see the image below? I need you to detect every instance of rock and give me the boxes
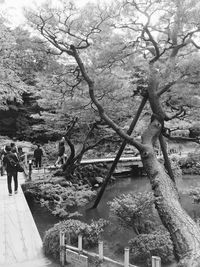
[60,180,72,187]
[95,176,104,183]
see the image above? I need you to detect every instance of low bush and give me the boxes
[188,187,200,203]
[129,229,174,266]
[27,182,96,218]
[43,219,108,260]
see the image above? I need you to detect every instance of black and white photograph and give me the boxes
[1,0,200,266]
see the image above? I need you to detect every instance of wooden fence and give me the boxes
[59,232,161,267]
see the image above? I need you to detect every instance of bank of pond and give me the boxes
[23,173,200,267]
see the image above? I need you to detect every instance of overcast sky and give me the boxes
[0,0,102,27]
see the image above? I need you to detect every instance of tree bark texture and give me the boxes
[141,119,200,267]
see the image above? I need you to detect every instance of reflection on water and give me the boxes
[30,175,200,267]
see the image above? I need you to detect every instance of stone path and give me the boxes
[0,173,53,267]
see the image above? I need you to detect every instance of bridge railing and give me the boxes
[59,231,161,267]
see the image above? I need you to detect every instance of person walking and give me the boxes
[3,145,19,196]
[33,144,43,168]
[55,137,65,166]
[0,145,7,176]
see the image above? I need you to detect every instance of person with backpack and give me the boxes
[3,145,19,196]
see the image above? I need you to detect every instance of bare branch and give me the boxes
[70,45,144,151]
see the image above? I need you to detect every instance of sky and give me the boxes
[0,0,101,27]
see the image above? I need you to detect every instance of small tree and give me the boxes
[109,192,155,235]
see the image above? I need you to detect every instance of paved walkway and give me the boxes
[0,173,53,267]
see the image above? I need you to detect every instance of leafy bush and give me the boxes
[43,219,108,260]
[28,182,96,218]
[179,153,200,168]
[108,192,155,234]
[188,187,200,203]
[178,153,200,174]
[129,229,174,266]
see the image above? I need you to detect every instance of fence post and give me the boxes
[60,231,65,267]
[66,232,71,245]
[25,153,28,166]
[28,159,32,180]
[98,240,104,261]
[152,256,161,267]
[124,247,129,267]
[78,234,82,252]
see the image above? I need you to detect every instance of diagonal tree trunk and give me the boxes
[91,96,147,208]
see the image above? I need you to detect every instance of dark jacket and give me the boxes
[3,152,19,172]
[34,148,43,159]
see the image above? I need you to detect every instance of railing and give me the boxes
[59,231,161,267]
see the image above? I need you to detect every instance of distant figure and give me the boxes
[3,145,19,196]
[10,142,18,155]
[55,137,65,166]
[18,146,25,162]
[34,145,43,168]
[0,145,7,176]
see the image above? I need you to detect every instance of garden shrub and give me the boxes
[108,192,156,234]
[188,187,200,203]
[27,182,96,218]
[129,229,174,266]
[43,219,108,260]
[176,153,200,174]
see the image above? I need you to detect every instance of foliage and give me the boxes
[129,229,174,266]
[189,123,200,138]
[0,21,27,109]
[188,188,200,203]
[178,153,200,174]
[42,142,58,162]
[73,163,108,186]
[43,218,108,260]
[169,157,183,180]
[30,182,96,218]
[108,192,155,235]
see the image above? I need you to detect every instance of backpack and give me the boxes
[7,154,18,168]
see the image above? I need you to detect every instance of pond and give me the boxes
[29,174,200,267]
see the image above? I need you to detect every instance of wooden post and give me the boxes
[152,256,161,267]
[60,231,65,267]
[124,247,129,267]
[78,234,82,252]
[25,153,28,166]
[66,232,71,245]
[98,240,104,261]
[28,159,32,180]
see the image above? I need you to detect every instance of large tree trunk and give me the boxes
[141,118,200,267]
